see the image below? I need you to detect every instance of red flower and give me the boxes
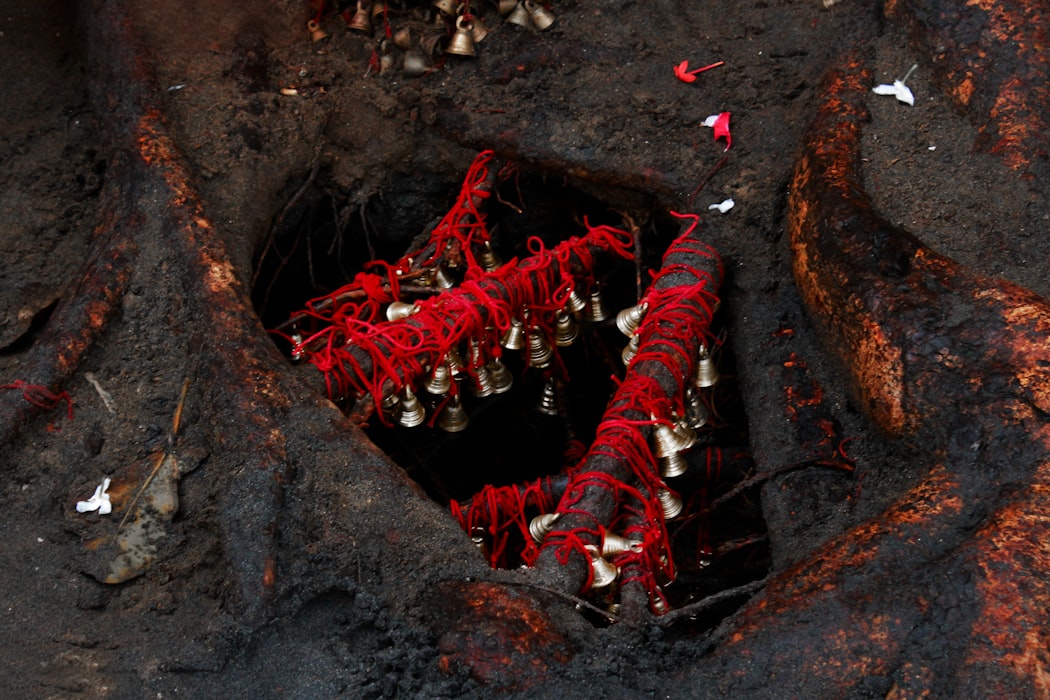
[673,60,725,84]
[702,112,732,152]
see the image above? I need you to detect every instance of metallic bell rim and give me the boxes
[432,0,459,16]
[471,364,494,398]
[348,1,374,33]
[307,19,329,42]
[436,395,470,432]
[445,345,467,375]
[528,513,560,543]
[386,300,419,321]
[524,0,555,30]
[553,311,579,347]
[371,0,389,19]
[505,1,533,28]
[393,27,414,51]
[500,317,527,350]
[601,531,644,558]
[621,333,641,366]
[651,421,694,458]
[420,34,449,58]
[656,488,684,520]
[584,545,620,589]
[585,286,611,323]
[527,330,554,369]
[659,451,689,479]
[424,363,453,395]
[565,287,587,314]
[486,357,514,394]
[465,13,490,43]
[615,301,648,338]
[402,49,430,78]
[397,386,427,428]
[479,240,501,272]
[695,353,720,388]
[536,378,558,416]
[672,417,698,450]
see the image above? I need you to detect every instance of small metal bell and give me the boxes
[506,1,533,28]
[386,300,419,321]
[529,513,560,542]
[565,287,587,314]
[616,301,648,337]
[553,312,579,347]
[659,451,689,479]
[307,19,329,42]
[437,395,470,432]
[584,545,620,589]
[380,391,401,421]
[656,488,684,520]
[397,386,427,427]
[464,12,490,42]
[393,26,414,50]
[651,590,671,615]
[652,421,694,458]
[584,285,611,323]
[601,531,644,557]
[290,332,305,362]
[420,34,448,58]
[672,417,698,450]
[479,241,501,272]
[348,1,374,33]
[429,265,456,289]
[695,345,720,388]
[371,0,388,20]
[685,387,709,429]
[525,0,555,29]
[494,0,517,15]
[403,50,430,78]
[432,0,459,16]
[470,526,489,558]
[527,329,554,368]
[486,356,513,394]
[424,363,453,395]
[445,345,467,376]
[471,363,494,397]
[621,334,641,366]
[536,377,558,416]
[500,317,527,350]
[446,16,476,56]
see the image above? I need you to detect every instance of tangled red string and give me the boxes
[1,381,74,420]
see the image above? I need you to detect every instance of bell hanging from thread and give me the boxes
[380,391,401,422]
[600,531,644,558]
[528,513,560,543]
[506,1,533,28]
[525,0,555,29]
[536,377,559,415]
[432,0,459,15]
[494,0,517,15]
[501,317,527,350]
[528,329,554,368]
[685,386,709,429]
[584,545,620,589]
[371,0,388,20]
[307,19,329,42]
[486,356,514,394]
[393,26,414,50]
[424,363,452,396]
[437,395,470,432]
[471,363,494,397]
[659,451,689,479]
[479,240,501,272]
[650,590,671,615]
[467,13,490,42]
[347,1,374,33]
[429,265,456,289]
[446,16,477,56]
[403,49,429,78]
[397,386,427,427]
[565,286,587,314]
[386,300,419,322]
[621,333,641,366]
[445,345,467,376]
[672,417,698,450]
[656,488,684,520]
[420,33,448,58]
[470,526,489,559]
[553,312,579,347]
[651,421,694,458]
[616,301,648,337]
[585,285,611,323]
[695,345,720,388]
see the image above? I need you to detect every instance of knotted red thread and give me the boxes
[1,381,74,421]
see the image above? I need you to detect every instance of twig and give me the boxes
[688,154,730,206]
[501,580,619,624]
[656,575,769,626]
[84,372,116,414]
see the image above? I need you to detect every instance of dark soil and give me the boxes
[0,0,1044,697]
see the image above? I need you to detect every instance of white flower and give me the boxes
[76,477,112,515]
[701,114,720,128]
[709,198,735,214]
[872,80,914,106]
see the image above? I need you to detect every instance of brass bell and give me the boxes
[386,300,419,321]
[565,286,587,314]
[432,0,459,16]
[656,488,684,520]
[347,1,373,33]
[393,27,414,51]
[554,312,579,347]
[659,451,688,479]
[403,50,430,78]
[500,317,527,350]
[529,513,560,542]
[486,356,514,394]
[380,391,401,421]
[525,0,555,29]
[437,395,470,432]
[494,0,517,15]
[616,301,648,337]
[371,0,388,20]
[672,417,698,450]
[536,377,558,416]
[601,531,644,558]
[379,50,396,75]
[584,285,611,323]
[651,590,670,615]
[527,329,554,368]
[307,19,329,42]
[424,363,452,395]
[470,526,489,558]
[445,345,467,376]
[397,386,427,427]
[467,13,490,42]
[506,1,533,28]
[479,240,501,272]
[695,345,720,388]
[584,545,620,589]
[446,16,477,57]
[685,387,709,429]
[429,265,456,289]
[621,333,641,366]
[420,33,448,58]
[652,421,694,458]
[471,363,494,397]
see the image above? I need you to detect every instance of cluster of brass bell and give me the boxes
[504,0,556,31]
[651,415,697,479]
[381,385,427,428]
[584,544,619,590]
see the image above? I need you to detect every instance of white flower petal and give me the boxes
[893,80,915,106]
[872,83,898,95]
[709,198,735,214]
[701,114,719,128]
[75,478,113,515]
